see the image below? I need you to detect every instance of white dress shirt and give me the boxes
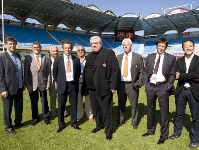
[34,53,41,64]
[184,53,194,88]
[150,52,166,83]
[121,51,132,81]
[63,54,74,81]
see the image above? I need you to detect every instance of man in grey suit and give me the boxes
[0,36,27,134]
[24,42,51,126]
[142,38,176,144]
[117,38,144,129]
[47,46,59,120]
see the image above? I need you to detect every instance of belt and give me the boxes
[122,81,132,84]
[150,81,166,86]
[66,81,74,84]
[183,87,190,90]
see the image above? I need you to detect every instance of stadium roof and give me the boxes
[1,0,199,35]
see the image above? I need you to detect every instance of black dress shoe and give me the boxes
[157,137,167,144]
[44,119,51,125]
[6,129,16,134]
[117,122,123,127]
[71,125,81,130]
[189,142,199,148]
[106,134,112,140]
[168,134,180,140]
[57,126,65,133]
[91,127,104,133]
[14,123,28,128]
[32,119,40,126]
[142,132,154,137]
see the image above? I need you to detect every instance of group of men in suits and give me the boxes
[0,36,199,147]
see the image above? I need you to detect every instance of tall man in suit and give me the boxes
[47,46,59,120]
[53,40,81,133]
[82,36,119,140]
[142,38,176,144]
[24,42,51,126]
[76,45,93,122]
[117,38,144,129]
[169,40,199,148]
[0,36,27,134]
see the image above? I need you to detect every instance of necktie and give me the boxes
[35,55,40,69]
[66,56,72,73]
[154,55,161,74]
[123,54,128,77]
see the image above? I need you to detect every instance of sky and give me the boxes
[71,0,197,18]
[2,0,199,35]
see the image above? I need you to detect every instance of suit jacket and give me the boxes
[53,55,81,94]
[0,51,23,95]
[82,48,119,97]
[117,51,144,89]
[24,53,51,91]
[144,53,176,93]
[175,55,199,101]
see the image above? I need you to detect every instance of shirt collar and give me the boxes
[185,53,194,61]
[124,50,132,56]
[7,50,15,56]
[34,53,41,58]
[156,52,165,57]
[64,54,72,59]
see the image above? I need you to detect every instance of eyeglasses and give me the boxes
[77,49,84,52]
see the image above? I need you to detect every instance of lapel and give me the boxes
[5,51,16,69]
[150,53,156,70]
[31,53,37,69]
[118,54,124,69]
[61,55,66,72]
[131,52,136,70]
[180,56,186,73]
[188,55,197,72]
[72,55,75,73]
[93,49,104,72]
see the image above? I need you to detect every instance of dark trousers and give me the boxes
[89,90,113,135]
[117,81,139,125]
[146,83,170,139]
[2,88,23,130]
[29,88,50,120]
[174,89,199,143]
[58,82,78,127]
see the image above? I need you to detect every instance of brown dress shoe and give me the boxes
[88,118,94,122]
[133,124,138,129]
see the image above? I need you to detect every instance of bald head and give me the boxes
[50,46,58,59]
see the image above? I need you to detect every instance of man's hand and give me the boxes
[176,72,180,79]
[110,89,116,94]
[27,86,32,92]
[1,91,8,97]
[46,85,50,90]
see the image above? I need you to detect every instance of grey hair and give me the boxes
[90,36,102,45]
[50,45,58,51]
[122,38,132,45]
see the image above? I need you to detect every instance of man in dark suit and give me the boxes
[0,36,27,134]
[142,38,176,144]
[53,40,81,133]
[169,40,199,148]
[117,38,143,129]
[24,42,51,126]
[82,36,119,140]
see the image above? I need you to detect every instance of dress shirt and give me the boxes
[184,53,194,88]
[51,57,55,79]
[63,54,74,81]
[79,57,86,84]
[150,52,166,83]
[121,51,132,81]
[7,50,23,88]
[34,53,42,64]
